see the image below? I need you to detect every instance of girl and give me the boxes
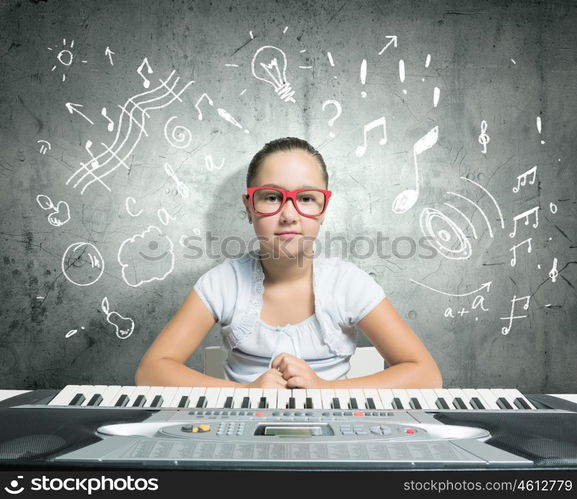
[135,137,442,389]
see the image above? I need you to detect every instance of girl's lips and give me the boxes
[276,232,301,239]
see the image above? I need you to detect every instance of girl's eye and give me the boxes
[264,195,281,202]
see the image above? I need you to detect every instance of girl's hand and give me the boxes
[271,352,327,389]
[247,368,289,389]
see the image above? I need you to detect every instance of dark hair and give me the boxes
[246,137,329,189]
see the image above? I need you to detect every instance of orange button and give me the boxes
[405,428,416,435]
[353,411,365,417]
[254,411,265,417]
[198,424,211,432]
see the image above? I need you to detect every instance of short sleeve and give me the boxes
[193,260,237,324]
[341,263,387,326]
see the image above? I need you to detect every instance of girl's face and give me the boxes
[242,149,327,260]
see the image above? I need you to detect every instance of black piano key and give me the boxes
[470,397,486,410]
[496,397,513,410]
[331,397,341,409]
[409,397,422,410]
[151,395,163,408]
[241,397,251,408]
[258,397,268,409]
[435,398,450,410]
[349,398,359,409]
[305,397,314,409]
[224,396,233,409]
[366,398,376,409]
[87,394,103,406]
[178,396,190,408]
[288,397,296,409]
[514,397,531,409]
[392,397,404,409]
[196,396,207,408]
[132,395,146,407]
[114,394,129,407]
[69,393,85,406]
[453,397,467,410]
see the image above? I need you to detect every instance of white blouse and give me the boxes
[193,249,386,383]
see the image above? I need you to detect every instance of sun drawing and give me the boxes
[47,38,87,82]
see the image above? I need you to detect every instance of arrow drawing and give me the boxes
[65,102,94,125]
[378,35,398,55]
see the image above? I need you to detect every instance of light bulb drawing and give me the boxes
[48,38,87,82]
[251,45,296,103]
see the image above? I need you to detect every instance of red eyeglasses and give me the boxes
[246,187,332,218]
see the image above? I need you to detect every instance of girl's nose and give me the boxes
[280,197,299,219]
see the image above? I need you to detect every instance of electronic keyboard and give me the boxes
[1,386,576,470]
[40,385,544,411]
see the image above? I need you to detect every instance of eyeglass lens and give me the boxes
[253,189,326,216]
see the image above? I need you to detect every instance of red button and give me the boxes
[353,411,365,417]
[254,411,265,417]
[405,428,416,434]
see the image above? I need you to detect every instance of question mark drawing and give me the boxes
[322,100,342,138]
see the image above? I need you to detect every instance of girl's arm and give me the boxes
[325,298,442,389]
[134,290,242,387]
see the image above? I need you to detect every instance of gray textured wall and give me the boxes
[0,0,576,392]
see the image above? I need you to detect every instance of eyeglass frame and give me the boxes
[245,186,332,218]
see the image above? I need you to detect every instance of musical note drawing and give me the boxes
[66,70,193,195]
[512,166,537,193]
[478,120,490,154]
[355,116,387,157]
[164,162,189,198]
[360,58,367,98]
[137,57,153,88]
[392,125,439,214]
[101,107,114,132]
[509,206,539,238]
[195,93,214,120]
[101,297,135,340]
[549,257,559,283]
[510,237,532,267]
[500,295,530,335]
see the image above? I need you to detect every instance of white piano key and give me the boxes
[433,388,455,409]
[491,388,519,410]
[154,386,178,407]
[305,389,323,409]
[166,387,193,408]
[347,389,366,409]
[129,386,152,407]
[363,389,384,409]
[290,389,307,409]
[320,388,336,409]
[333,389,350,410]
[79,385,108,406]
[99,385,123,407]
[448,388,472,409]
[416,389,438,410]
[262,388,279,408]
[48,385,84,406]
[503,388,536,409]
[248,388,264,408]
[203,387,221,408]
[475,388,501,410]
[276,389,292,409]
[462,388,486,409]
[405,389,426,410]
[392,389,412,410]
[232,388,249,408]
[376,389,395,409]
[215,387,235,408]
[141,386,168,408]
[110,385,138,407]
